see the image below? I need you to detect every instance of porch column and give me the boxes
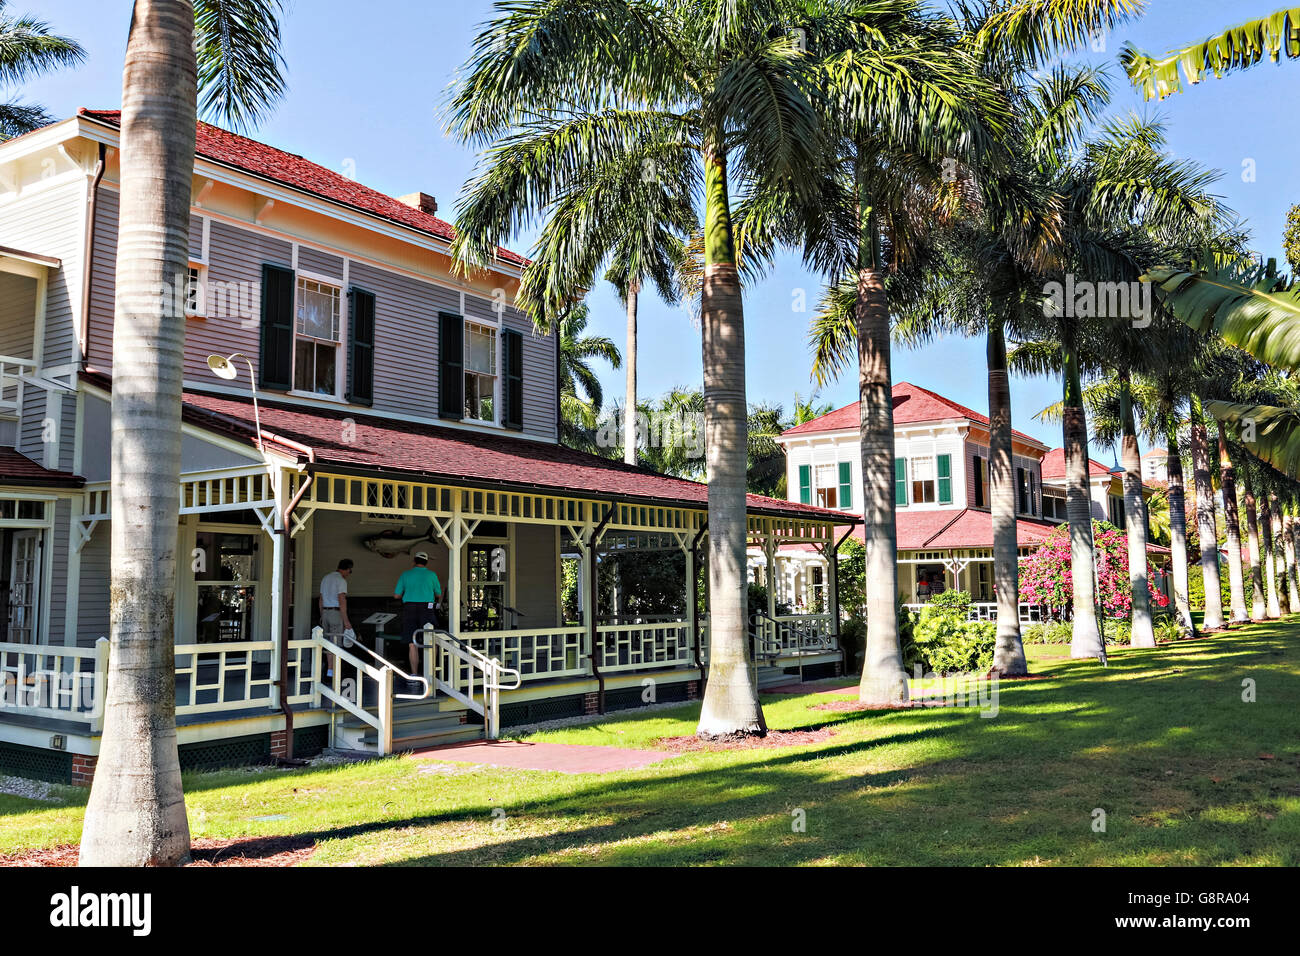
[269,469,287,710]
[826,545,840,624]
[764,533,777,619]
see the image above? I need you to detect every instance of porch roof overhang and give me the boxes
[78,370,856,537]
[0,447,83,489]
[0,244,61,271]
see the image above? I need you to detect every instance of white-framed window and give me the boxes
[464,321,497,422]
[294,277,341,395]
[911,456,936,504]
[814,463,838,509]
[185,262,208,318]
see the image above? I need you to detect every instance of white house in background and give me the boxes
[757,383,1171,620]
[1141,447,1169,483]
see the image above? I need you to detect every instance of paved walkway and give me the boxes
[765,679,858,695]
[408,740,676,774]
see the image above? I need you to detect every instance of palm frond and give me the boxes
[194,0,288,132]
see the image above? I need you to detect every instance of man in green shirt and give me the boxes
[395,551,442,677]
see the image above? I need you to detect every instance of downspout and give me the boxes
[587,505,616,713]
[79,144,107,369]
[268,434,315,762]
[690,522,708,681]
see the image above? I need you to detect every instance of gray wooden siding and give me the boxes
[0,272,36,359]
[0,177,83,369]
[76,526,110,648]
[85,201,558,441]
[297,246,344,280]
[502,302,557,440]
[966,442,1044,517]
[45,499,71,644]
[350,260,454,418]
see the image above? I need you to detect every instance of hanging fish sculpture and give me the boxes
[362,521,436,559]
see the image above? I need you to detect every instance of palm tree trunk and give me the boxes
[1062,327,1102,658]
[623,278,639,466]
[987,320,1026,675]
[1165,409,1195,635]
[1189,398,1224,629]
[1242,469,1266,620]
[1270,495,1290,614]
[1285,502,1300,612]
[79,0,194,867]
[1119,371,1154,647]
[1216,421,1247,623]
[695,140,765,738]
[855,196,907,705]
[1259,496,1280,619]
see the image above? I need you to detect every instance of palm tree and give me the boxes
[0,1,83,140]
[80,0,287,868]
[1187,394,1226,629]
[1123,9,1300,100]
[556,302,622,453]
[447,0,831,738]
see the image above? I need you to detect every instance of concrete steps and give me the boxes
[335,696,483,753]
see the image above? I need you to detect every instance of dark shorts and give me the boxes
[402,603,439,642]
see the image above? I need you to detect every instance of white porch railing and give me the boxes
[0,355,36,413]
[750,613,838,658]
[418,626,521,739]
[597,620,692,673]
[0,639,107,728]
[174,639,321,716]
[902,602,1044,623]
[456,626,586,682]
[311,627,395,754]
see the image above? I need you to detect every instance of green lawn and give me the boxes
[4,620,1299,866]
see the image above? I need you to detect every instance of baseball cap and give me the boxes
[414,551,429,561]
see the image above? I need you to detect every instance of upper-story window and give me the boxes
[972,454,988,508]
[464,322,497,422]
[185,262,207,318]
[1044,490,1066,520]
[1109,493,1125,526]
[896,454,952,506]
[294,278,341,395]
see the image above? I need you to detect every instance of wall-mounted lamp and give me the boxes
[207,352,264,454]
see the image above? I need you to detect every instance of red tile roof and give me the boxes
[837,508,1169,554]
[884,508,1060,550]
[0,447,83,488]
[1039,447,1118,481]
[77,371,854,524]
[782,382,1044,446]
[77,109,529,268]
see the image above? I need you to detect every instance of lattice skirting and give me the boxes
[0,741,73,784]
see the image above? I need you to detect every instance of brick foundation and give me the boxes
[71,754,97,787]
[583,692,600,715]
[685,680,700,700]
[458,712,468,725]
[834,660,843,677]
[270,730,288,759]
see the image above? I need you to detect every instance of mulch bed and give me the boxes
[0,835,317,867]
[653,728,835,752]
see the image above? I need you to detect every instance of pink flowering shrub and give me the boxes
[1019,520,1168,618]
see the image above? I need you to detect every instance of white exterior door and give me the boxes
[8,530,40,644]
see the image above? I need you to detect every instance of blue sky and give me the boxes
[17,1,1299,462]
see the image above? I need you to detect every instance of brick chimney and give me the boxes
[397,191,438,216]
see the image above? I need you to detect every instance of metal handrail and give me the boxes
[414,625,521,738]
[346,634,430,701]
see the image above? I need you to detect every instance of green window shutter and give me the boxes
[258,263,294,390]
[346,287,375,406]
[838,461,852,509]
[798,465,811,505]
[938,454,952,504]
[502,328,524,430]
[438,312,464,419]
[895,457,907,505]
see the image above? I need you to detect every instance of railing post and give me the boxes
[423,623,436,695]
[377,666,394,756]
[310,626,323,709]
[91,637,109,733]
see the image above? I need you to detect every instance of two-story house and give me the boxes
[0,110,851,783]
[767,383,1169,619]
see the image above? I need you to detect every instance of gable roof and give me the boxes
[77,109,528,268]
[782,382,1044,446]
[79,370,854,524]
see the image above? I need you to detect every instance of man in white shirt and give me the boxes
[319,558,354,679]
